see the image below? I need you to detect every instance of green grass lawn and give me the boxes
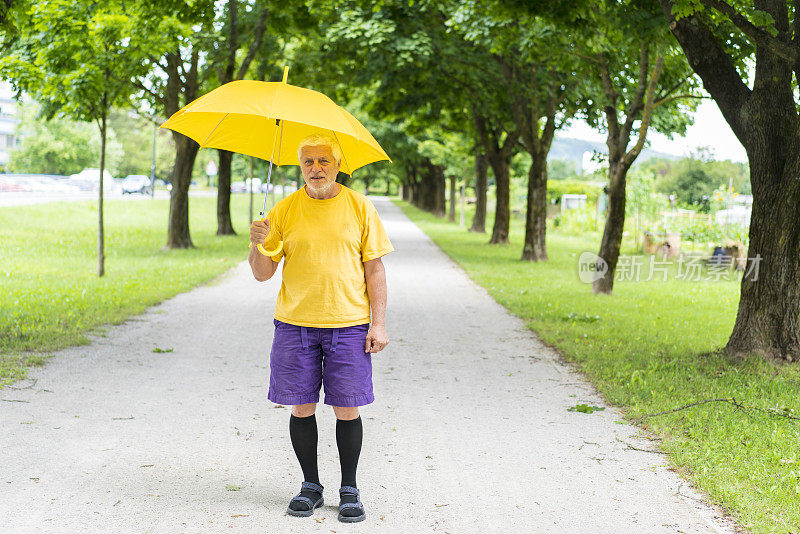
[395,198,800,534]
[0,193,263,385]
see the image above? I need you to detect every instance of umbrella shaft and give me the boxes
[260,119,285,218]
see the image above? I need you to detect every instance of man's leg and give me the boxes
[332,406,363,518]
[321,323,371,522]
[288,403,321,512]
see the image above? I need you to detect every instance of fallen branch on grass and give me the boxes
[615,437,670,454]
[636,397,800,423]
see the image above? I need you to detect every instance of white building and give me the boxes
[0,81,21,166]
[561,193,587,212]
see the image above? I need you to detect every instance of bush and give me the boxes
[547,180,601,205]
[553,203,599,234]
[644,216,749,249]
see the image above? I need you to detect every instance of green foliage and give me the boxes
[552,203,599,235]
[312,0,513,186]
[547,159,580,181]
[7,101,123,175]
[7,102,178,179]
[418,129,473,181]
[666,0,757,80]
[568,403,606,414]
[625,168,669,222]
[547,180,601,205]
[563,1,702,141]
[641,155,751,209]
[0,0,174,125]
[108,108,175,179]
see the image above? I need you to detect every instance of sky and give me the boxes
[560,99,748,163]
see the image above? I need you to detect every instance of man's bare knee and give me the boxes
[292,403,317,417]
[332,406,360,420]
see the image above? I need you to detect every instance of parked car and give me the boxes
[230,181,247,193]
[67,168,114,191]
[122,175,153,195]
[246,177,262,192]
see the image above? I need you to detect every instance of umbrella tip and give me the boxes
[282,66,289,83]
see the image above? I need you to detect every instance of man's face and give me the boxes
[299,145,340,194]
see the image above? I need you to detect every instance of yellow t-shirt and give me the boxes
[263,184,394,327]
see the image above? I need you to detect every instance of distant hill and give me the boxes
[550,136,679,172]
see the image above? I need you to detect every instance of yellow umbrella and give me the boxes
[159,67,391,256]
[159,68,390,175]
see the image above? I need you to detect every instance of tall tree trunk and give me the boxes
[470,150,487,233]
[415,163,430,210]
[592,162,628,294]
[216,149,235,235]
[97,108,106,277]
[488,155,511,243]
[434,165,446,217]
[521,153,548,261]
[592,46,663,293]
[214,0,268,233]
[448,175,456,222]
[167,133,199,248]
[725,145,800,360]
[474,113,518,244]
[402,168,413,201]
[417,159,445,216]
[661,0,800,360]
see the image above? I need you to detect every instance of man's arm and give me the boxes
[249,219,279,281]
[364,257,389,353]
[248,245,279,281]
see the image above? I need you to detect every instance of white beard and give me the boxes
[307,180,335,194]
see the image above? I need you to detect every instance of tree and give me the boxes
[474,110,519,243]
[205,0,275,235]
[469,134,489,233]
[1,0,171,275]
[8,101,123,175]
[133,0,216,249]
[659,0,800,361]
[107,108,175,180]
[573,2,700,294]
[313,1,516,228]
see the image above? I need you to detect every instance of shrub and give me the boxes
[553,203,599,234]
[547,180,601,205]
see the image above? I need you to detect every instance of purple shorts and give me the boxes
[268,319,374,407]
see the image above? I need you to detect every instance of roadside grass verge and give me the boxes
[1,194,260,386]
[394,198,800,533]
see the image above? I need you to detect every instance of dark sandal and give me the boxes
[286,481,324,517]
[337,485,366,523]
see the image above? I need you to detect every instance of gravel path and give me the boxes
[0,197,741,533]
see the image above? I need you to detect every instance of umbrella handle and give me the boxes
[249,216,284,257]
[248,240,284,257]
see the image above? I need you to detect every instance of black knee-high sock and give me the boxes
[289,414,320,485]
[336,416,362,488]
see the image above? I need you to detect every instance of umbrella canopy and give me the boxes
[159,79,390,175]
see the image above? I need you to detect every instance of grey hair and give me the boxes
[297,134,342,165]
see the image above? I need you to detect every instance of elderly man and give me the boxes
[248,134,393,523]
